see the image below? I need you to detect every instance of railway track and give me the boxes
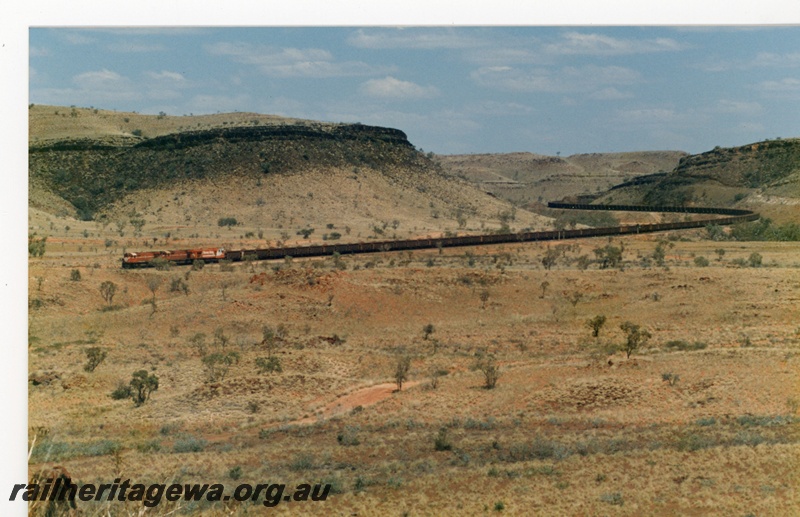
[122,203,759,268]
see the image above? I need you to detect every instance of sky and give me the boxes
[28,26,800,156]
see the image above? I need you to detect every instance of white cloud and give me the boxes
[347,28,482,49]
[29,46,49,57]
[756,77,800,92]
[107,42,166,53]
[465,100,535,116]
[614,107,705,128]
[146,70,187,83]
[62,32,95,45]
[360,76,439,100]
[696,52,800,72]
[544,32,685,56]
[713,99,763,115]
[588,87,634,100]
[206,41,387,78]
[73,69,130,90]
[471,65,640,93]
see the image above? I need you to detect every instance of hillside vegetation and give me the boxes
[29,105,549,245]
[596,138,800,224]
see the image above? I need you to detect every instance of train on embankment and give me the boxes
[121,203,759,269]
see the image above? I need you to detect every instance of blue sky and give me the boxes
[29,26,800,155]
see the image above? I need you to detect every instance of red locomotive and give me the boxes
[122,247,225,268]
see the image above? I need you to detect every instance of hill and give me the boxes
[595,138,800,223]
[28,105,549,247]
[436,150,687,207]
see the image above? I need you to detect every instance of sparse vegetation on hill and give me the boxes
[596,138,800,215]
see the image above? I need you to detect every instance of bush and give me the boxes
[434,427,452,451]
[748,252,763,267]
[173,436,207,453]
[99,281,117,305]
[394,356,412,391]
[693,256,710,267]
[83,347,107,372]
[664,340,707,351]
[337,426,361,446]
[151,257,171,271]
[587,315,607,338]
[28,233,47,257]
[255,356,282,374]
[477,355,501,389]
[130,370,159,406]
[170,277,190,295]
[620,321,651,358]
[661,372,680,386]
[70,269,81,281]
[110,381,132,400]
[218,217,238,228]
[229,466,243,480]
[202,352,239,382]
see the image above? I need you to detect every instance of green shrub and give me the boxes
[434,427,452,451]
[218,217,238,228]
[693,256,710,267]
[83,347,107,372]
[255,356,282,374]
[130,370,159,406]
[110,381,132,400]
[664,340,707,351]
[173,436,207,453]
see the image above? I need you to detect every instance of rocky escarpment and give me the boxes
[592,138,800,208]
[29,122,427,220]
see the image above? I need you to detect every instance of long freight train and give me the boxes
[121,203,759,269]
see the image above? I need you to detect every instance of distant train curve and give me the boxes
[121,203,759,268]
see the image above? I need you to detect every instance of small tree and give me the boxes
[477,355,501,389]
[748,252,762,268]
[255,356,282,374]
[147,276,162,313]
[262,325,281,357]
[130,370,159,406]
[541,248,559,270]
[587,315,607,338]
[28,233,47,257]
[652,243,666,266]
[422,323,435,341]
[434,427,453,451]
[213,327,229,348]
[619,321,651,358]
[479,289,490,309]
[99,281,117,305]
[202,352,240,382]
[83,347,107,372]
[189,332,207,357]
[594,244,623,269]
[70,269,81,282]
[539,280,550,298]
[394,355,412,391]
[714,248,726,261]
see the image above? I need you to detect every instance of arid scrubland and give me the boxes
[27,106,800,515]
[28,223,800,515]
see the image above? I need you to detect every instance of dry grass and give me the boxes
[27,215,800,515]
